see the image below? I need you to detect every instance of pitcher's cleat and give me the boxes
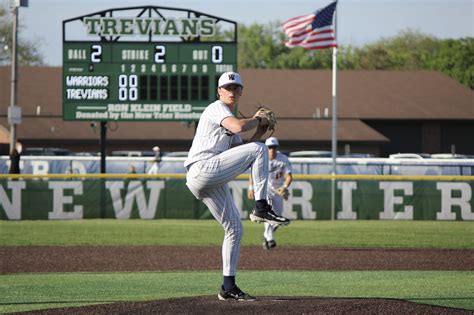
[250,205,290,226]
[218,285,256,301]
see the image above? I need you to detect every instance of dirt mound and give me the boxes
[22,297,471,314]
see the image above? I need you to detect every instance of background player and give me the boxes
[147,146,161,175]
[184,72,290,301]
[248,137,293,250]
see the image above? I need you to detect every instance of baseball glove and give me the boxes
[277,186,289,200]
[253,106,277,133]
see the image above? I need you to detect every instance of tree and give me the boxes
[238,22,281,68]
[0,4,44,66]
[343,30,439,70]
[237,22,333,69]
[237,23,472,89]
[342,30,473,88]
[424,38,474,89]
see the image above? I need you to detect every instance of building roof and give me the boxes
[238,69,474,120]
[0,66,472,143]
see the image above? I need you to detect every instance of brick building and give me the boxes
[0,67,473,156]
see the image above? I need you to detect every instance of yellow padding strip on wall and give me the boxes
[0,173,472,181]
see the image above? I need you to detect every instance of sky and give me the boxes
[2,0,473,66]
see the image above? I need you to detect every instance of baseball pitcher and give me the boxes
[184,72,290,301]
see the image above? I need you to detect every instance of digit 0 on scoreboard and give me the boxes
[62,6,237,121]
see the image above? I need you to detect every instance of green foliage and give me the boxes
[237,22,333,69]
[1,220,473,248]
[348,30,439,70]
[238,22,282,68]
[339,30,473,88]
[237,23,473,88]
[1,271,472,312]
[424,37,474,88]
[0,3,44,65]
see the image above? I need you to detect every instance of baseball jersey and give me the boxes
[268,152,292,193]
[184,100,242,169]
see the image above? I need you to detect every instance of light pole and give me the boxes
[8,0,28,153]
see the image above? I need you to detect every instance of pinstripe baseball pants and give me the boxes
[186,142,268,276]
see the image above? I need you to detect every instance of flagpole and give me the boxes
[282,1,339,220]
[330,1,338,221]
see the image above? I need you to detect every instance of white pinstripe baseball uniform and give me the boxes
[185,72,288,300]
[184,100,270,277]
[264,151,292,242]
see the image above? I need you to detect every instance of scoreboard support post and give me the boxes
[100,121,107,217]
[99,121,107,174]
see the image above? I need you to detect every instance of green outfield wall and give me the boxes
[0,174,473,220]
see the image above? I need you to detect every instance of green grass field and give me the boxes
[1,219,473,248]
[1,220,473,313]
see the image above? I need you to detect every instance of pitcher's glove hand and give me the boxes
[253,106,277,133]
[277,186,289,200]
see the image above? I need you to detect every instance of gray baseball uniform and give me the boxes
[264,151,292,241]
[185,100,269,276]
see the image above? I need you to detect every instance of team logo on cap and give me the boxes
[228,74,235,80]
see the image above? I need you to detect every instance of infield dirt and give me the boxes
[3,246,473,314]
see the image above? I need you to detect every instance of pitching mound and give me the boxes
[23,296,470,314]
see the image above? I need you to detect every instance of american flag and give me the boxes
[283,1,338,50]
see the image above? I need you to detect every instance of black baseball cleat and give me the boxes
[218,285,256,301]
[250,205,290,226]
[263,238,277,250]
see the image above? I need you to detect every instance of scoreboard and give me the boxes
[62,7,237,121]
[63,42,237,121]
